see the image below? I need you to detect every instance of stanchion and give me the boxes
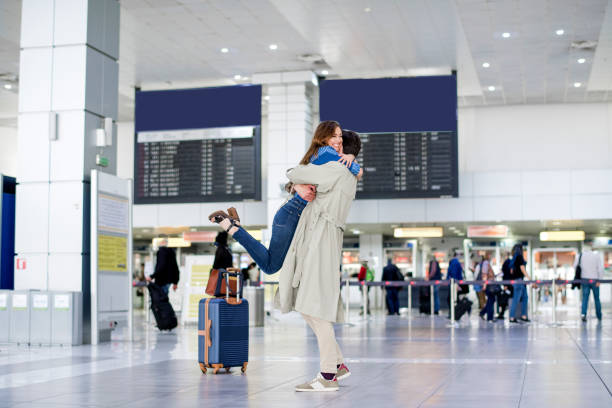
[430,284,434,316]
[529,284,535,319]
[362,282,368,317]
[408,283,412,317]
[450,278,456,322]
[552,279,557,325]
[344,278,350,323]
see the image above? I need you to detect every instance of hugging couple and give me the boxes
[209,120,363,392]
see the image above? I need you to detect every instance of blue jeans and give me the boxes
[161,284,171,295]
[581,282,602,319]
[510,282,528,319]
[433,286,440,312]
[232,197,307,275]
[386,288,400,314]
[480,291,496,320]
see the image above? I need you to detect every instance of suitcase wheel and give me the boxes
[212,364,223,374]
[241,362,248,373]
[199,363,207,374]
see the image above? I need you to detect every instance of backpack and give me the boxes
[366,268,374,282]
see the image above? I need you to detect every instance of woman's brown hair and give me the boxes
[299,120,340,165]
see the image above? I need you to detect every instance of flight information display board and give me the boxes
[134,126,261,204]
[356,131,457,199]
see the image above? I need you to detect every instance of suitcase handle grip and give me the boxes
[222,269,242,302]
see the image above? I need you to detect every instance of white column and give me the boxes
[359,234,384,280]
[15,0,119,295]
[252,71,317,243]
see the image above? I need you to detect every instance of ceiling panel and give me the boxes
[0,0,611,123]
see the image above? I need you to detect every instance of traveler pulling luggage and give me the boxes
[147,282,178,331]
[198,268,249,374]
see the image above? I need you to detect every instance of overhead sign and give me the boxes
[468,225,509,238]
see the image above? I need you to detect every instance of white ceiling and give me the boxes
[1,0,612,123]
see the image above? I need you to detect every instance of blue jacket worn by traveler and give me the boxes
[446,257,463,281]
[382,262,403,282]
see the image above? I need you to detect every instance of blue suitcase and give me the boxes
[198,269,249,374]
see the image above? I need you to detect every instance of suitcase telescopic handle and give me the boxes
[222,268,242,301]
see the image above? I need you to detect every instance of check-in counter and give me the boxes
[30,291,52,345]
[51,292,82,346]
[0,290,9,343]
[9,291,30,344]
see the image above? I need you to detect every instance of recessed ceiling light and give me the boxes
[242,76,249,81]
[573,82,581,88]
[352,229,361,235]
[502,32,511,38]
[321,70,329,75]
[488,86,496,91]
[269,44,278,50]
[234,74,242,80]
[577,58,586,64]
[482,62,490,68]
[555,29,564,36]
[364,7,371,12]
[220,47,229,53]
[3,84,11,90]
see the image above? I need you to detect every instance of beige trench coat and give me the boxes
[274,161,357,322]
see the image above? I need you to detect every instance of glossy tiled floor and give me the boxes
[1,308,611,408]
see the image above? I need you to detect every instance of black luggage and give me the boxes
[419,286,430,314]
[147,282,178,331]
[454,297,472,321]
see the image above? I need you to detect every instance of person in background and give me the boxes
[358,260,372,315]
[573,245,604,322]
[213,231,233,270]
[497,252,513,320]
[426,255,442,314]
[147,236,180,295]
[446,251,464,317]
[479,253,497,322]
[382,259,404,315]
[473,255,486,309]
[509,244,531,323]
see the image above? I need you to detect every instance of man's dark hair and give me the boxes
[342,129,361,158]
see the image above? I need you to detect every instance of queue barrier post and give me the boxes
[408,282,412,317]
[362,282,368,317]
[450,278,456,322]
[430,284,434,316]
[552,279,557,325]
[344,278,350,323]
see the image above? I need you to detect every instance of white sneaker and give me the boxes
[295,373,339,392]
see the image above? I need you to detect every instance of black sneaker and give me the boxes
[520,317,531,323]
[581,315,587,322]
[480,314,486,321]
[509,318,519,323]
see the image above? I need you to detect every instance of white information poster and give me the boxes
[181,255,215,324]
[91,170,133,345]
[32,294,49,310]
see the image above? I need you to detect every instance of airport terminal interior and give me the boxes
[1,0,612,406]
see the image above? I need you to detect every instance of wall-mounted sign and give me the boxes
[468,225,509,238]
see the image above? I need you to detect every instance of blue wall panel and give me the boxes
[135,85,262,132]
[319,76,457,133]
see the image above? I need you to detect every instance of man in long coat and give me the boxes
[275,130,362,392]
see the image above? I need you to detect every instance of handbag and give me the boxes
[571,253,582,290]
[205,268,243,297]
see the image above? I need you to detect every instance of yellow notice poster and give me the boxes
[98,234,128,272]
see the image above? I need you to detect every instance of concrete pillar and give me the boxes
[359,234,384,280]
[252,71,317,244]
[14,0,119,296]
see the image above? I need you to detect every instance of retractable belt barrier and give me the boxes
[261,279,611,325]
